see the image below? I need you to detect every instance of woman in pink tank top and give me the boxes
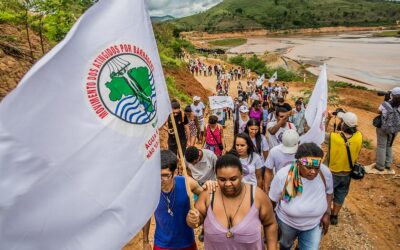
[203,115,225,157]
[186,153,278,250]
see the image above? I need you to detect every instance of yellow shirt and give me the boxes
[328,131,362,173]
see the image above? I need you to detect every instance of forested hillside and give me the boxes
[174,0,400,32]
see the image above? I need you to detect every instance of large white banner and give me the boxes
[300,64,328,145]
[0,0,170,249]
[209,96,234,110]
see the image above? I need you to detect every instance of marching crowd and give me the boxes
[143,60,400,250]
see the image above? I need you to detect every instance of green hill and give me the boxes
[173,0,400,32]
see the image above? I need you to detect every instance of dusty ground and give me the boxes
[125,58,399,249]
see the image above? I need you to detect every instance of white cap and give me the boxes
[193,96,201,101]
[239,105,249,113]
[338,112,358,127]
[280,130,299,154]
[238,96,243,101]
[392,87,400,96]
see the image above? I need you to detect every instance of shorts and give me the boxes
[198,118,205,132]
[332,174,351,204]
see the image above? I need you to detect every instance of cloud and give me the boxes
[146,0,222,18]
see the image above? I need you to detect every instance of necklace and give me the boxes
[161,181,176,216]
[221,184,247,239]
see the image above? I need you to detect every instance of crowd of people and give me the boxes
[143,60,400,250]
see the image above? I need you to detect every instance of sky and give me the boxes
[146,0,223,18]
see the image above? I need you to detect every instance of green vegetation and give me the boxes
[208,38,247,47]
[229,54,299,82]
[0,0,97,43]
[330,81,369,91]
[363,138,373,149]
[174,0,400,33]
[373,30,400,37]
[166,76,192,104]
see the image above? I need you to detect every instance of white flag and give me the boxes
[300,64,328,145]
[256,74,265,87]
[268,71,278,83]
[209,96,234,110]
[0,0,170,249]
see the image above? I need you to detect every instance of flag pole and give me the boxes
[169,113,195,209]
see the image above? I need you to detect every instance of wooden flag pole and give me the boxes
[169,113,195,209]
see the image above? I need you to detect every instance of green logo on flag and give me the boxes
[96,53,157,125]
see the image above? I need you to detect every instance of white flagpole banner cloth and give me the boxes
[300,64,328,145]
[256,74,265,87]
[209,96,234,110]
[268,71,278,83]
[0,0,170,249]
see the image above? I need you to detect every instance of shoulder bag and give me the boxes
[340,133,365,180]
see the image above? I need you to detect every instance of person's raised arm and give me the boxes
[256,188,278,250]
[268,112,289,135]
[186,188,209,229]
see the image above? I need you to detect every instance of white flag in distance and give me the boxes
[256,74,265,87]
[0,0,170,249]
[300,64,328,145]
[209,96,234,110]
[268,71,278,83]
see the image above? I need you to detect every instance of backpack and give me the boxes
[381,101,400,134]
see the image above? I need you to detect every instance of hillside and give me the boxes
[174,0,400,32]
[151,15,175,23]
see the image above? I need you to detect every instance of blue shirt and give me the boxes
[154,176,195,248]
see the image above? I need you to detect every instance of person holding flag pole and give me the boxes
[141,100,217,250]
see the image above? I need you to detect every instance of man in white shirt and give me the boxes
[267,107,296,149]
[184,146,217,185]
[191,96,206,142]
[290,100,306,135]
[264,130,299,193]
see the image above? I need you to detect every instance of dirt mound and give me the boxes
[0,24,51,100]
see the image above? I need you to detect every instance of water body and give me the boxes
[228,32,400,90]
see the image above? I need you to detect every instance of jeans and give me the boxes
[277,217,322,250]
[376,128,396,169]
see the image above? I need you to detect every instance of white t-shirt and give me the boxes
[238,117,249,134]
[251,135,269,162]
[264,144,295,173]
[240,153,263,186]
[267,121,296,149]
[191,102,205,119]
[269,164,333,231]
[186,149,217,184]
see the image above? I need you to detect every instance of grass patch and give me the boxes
[373,30,400,38]
[208,38,247,47]
[166,76,192,105]
[330,81,369,91]
[363,138,373,149]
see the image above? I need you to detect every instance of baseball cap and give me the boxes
[193,96,201,101]
[238,96,243,101]
[392,87,400,96]
[280,130,299,154]
[239,105,249,113]
[338,112,358,127]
